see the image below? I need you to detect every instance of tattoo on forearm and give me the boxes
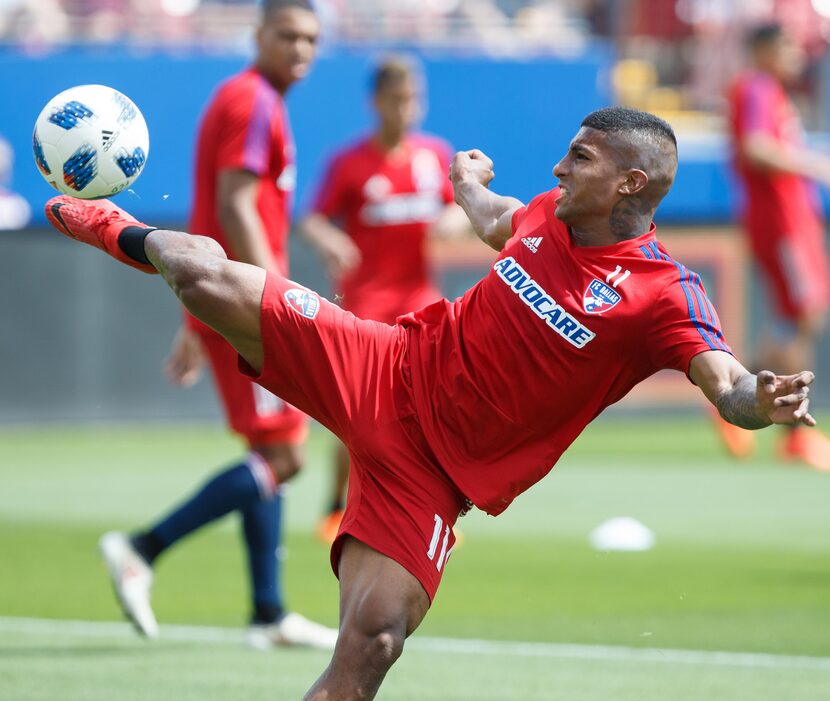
[715,374,770,430]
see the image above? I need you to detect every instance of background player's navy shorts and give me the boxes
[239,273,466,601]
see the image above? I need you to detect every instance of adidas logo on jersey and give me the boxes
[522,236,542,253]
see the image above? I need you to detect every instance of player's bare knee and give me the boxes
[335,625,404,678]
[164,259,207,303]
[189,234,226,257]
[160,248,227,307]
[277,461,301,482]
[265,456,300,483]
[340,605,406,669]
[367,630,404,668]
[256,445,303,483]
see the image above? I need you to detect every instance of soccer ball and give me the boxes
[33,84,149,199]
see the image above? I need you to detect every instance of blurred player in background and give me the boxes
[98,0,337,648]
[44,106,818,699]
[0,136,31,230]
[728,22,830,471]
[300,56,470,542]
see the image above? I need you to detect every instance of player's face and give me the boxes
[256,7,320,90]
[770,35,805,82]
[552,127,627,227]
[374,77,422,135]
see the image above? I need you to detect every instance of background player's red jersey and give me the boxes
[727,70,822,242]
[727,70,829,319]
[186,67,305,442]
[311,134,454,322]
[190,67,295,273]
[400,189,730,515]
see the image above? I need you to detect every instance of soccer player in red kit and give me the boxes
[45,107,816,699]
[728,23,830,471]
[300,56,469,541]
[97,0,337,649]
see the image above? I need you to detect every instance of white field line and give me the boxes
[1,616,829,672]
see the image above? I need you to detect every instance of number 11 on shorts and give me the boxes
[427,514,450,572]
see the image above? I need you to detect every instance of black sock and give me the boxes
[118,226,159,265]
[130,530,166,566]
[329,498,344,514]
[252,602,284,625]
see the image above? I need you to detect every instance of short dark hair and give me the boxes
[748,22,783,50]
[581,107,677,151]
[261,0,315,19]
[372,56,420,95]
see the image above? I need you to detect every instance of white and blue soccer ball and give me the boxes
[33,84,149,199]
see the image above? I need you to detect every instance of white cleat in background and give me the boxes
[246,612,338,651]
[98,531,159,639]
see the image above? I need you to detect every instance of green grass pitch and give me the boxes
[1,416,829,700]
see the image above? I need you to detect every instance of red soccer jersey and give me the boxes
[400,189,730,515]
[727,70,823,240]
[190,67,295,273]
[311,134,454,322]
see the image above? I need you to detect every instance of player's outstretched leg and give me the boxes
[44,196,267,371]
[302,537,430,701]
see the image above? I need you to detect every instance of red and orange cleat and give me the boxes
[45,195,157,274]
[709,407,756,459]
[779,427,830,473]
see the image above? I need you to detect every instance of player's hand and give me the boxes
[317,232,361,280]
[756,370,816,426]
[427,203,474,240]
[164,326,205,388]
[450,150,495,189]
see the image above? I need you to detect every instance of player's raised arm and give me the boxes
[450,150,523,251]
[689,350,816,429]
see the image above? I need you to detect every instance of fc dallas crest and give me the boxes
[583,279,621,314]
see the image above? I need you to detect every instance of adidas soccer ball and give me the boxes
[32,84,149,199]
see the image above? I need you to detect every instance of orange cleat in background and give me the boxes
[709,408,756,459]
[315,510,344,545]
[779,427,830,472]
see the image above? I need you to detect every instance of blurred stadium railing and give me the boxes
[1,0,590,54]
[5,1,830,123]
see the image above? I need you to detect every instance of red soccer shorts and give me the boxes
[239,274,467,601]
[747,221,830,322]
[194,320,308,447]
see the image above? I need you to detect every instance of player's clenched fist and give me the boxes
[450,150,495,188]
